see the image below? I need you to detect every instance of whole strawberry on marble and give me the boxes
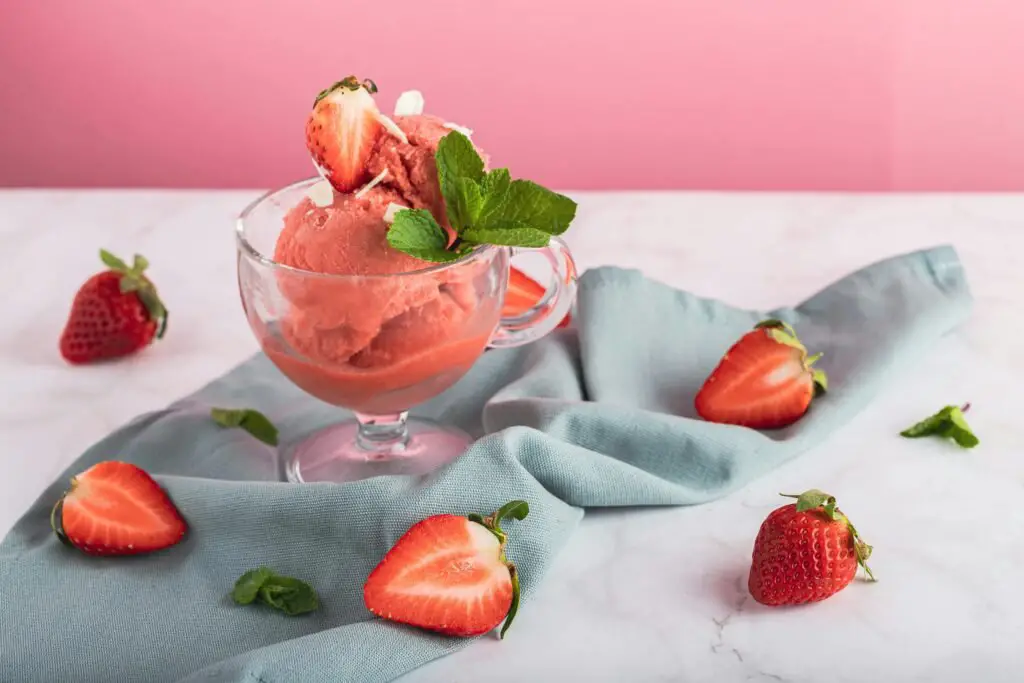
[59,249,168,364]
[749,489,874,606]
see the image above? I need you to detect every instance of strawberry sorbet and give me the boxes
[265,116,500,414]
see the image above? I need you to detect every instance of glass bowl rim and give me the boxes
[235,177,496,280]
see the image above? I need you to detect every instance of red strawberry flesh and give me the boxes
[503,266,571,328]
[53,461,187,556]
[364,514,513,637]
[306,77,385,193]
[695,320,825,429]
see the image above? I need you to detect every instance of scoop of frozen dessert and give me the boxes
[365,115,489,227]
[272,188,487,368]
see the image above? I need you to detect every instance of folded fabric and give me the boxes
[0,246,971,683]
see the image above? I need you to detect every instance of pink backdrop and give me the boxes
[2,1,1022,191]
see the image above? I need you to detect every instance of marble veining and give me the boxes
[2,189,1023,682]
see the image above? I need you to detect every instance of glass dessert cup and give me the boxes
[237,178,578,483]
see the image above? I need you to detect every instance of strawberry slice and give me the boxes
[694,319,827,429]
[50,461,187,556]
[306,76,385,193]
[502,266,571,328]
[363,501,529,638]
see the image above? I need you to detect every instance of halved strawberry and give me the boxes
[306,76,385,193]
[502,266,571,328]
[50,461,187,556]
[694,319,827,429]
[363,501,529,638]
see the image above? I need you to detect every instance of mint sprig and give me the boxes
[387,131,577,262]
[231,567,319,616]
[211,407,279,446]
[900,403,979,449]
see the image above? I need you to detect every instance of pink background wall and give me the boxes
[2,1,1022,191]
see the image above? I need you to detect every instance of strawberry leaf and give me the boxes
[500,565,521,639]
[495,500,530,523]
[99,249,130,273]
[782,489,838,520]
[211,408,279,446]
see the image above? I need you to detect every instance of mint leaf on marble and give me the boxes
[900,404,979,449]
[232,567,319,616]
[386,209,464,263]
[210,407,279,446]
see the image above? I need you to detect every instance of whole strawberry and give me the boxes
[59,249,167,364]
[749,489,874,606]
[695,319,827,429]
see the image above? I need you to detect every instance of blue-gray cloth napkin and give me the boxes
[0,246,970,683]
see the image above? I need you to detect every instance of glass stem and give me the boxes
[355,411,410,455]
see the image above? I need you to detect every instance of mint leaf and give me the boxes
[211,407,279,446]
[231,567,275,605]
[232,568,319,616]
[436,132,483,231]
[491,180,577,236]
[462,226,551,248]
[263,576,319,616]
[900,405,978,449]
[446,177,483,233]
[387,209,462,263]
[478,168,512,225]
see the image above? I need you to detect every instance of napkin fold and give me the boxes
[0,246,971,683]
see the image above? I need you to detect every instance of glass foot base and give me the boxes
[284,418,472,483]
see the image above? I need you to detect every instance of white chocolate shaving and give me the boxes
[376,113,409,144]
[394,90,425,116]
[306,180,335,208]
[354,169,389,199]
[443,122,473,137]
[383,202,409,224]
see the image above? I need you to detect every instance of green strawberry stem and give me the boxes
[467,500,530,638]
[99,249,168,339]
[780,489,875,582]
[315,75,377,104]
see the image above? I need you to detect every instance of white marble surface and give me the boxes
[3,189,1024,682]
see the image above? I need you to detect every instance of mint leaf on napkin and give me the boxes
[210,408,279,446]
[900,403,979,449]
[387,130,577,262]
[232,567,319,616]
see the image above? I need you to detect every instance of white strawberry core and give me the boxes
[388,523,505,599]
[443,122,473,137]
[394,90,425,116]
[764,357,806,386]
[307,180,335,208]
[383,202,409,224]
[354,169,389,199]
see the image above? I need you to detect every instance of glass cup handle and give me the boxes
[488,236,578,349]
